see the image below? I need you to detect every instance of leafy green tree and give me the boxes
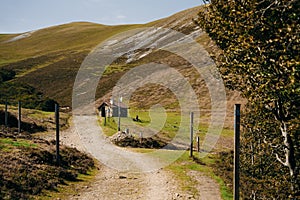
[197,0,299,198]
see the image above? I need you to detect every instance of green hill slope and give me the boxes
[0,22,140,64]
[0,5,243,118]
[0,22,142,106]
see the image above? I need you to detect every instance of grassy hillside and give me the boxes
[0,6,206,105]
[0,5,244,120]
[0,22,140,64]
[0,22,142,106]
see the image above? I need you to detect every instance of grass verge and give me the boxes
[166,151,233,200]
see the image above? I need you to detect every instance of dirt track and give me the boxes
[40,125,222,200]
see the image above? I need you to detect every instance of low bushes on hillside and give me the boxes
[0,130,95,199]
[0,68,58,112]
[0,110,46,133]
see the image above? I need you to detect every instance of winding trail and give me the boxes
[40,118,222,199]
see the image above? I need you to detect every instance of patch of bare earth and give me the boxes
[188,171,222,200]
[69,166,184,200]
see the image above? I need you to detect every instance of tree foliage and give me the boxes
[0,69,57,111]
[197,0,299,198]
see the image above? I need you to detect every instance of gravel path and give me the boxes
[38,119,223,200]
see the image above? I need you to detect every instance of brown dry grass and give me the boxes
[0,127,95,199]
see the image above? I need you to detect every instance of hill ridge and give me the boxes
[0,5,243,121]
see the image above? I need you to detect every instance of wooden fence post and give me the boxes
[234,104,241,200]
[5,100,8,127]
[18,101,21,133]
[197,136,200,152]
[117,96,122,132]
[55,104,60,166]
[190,112,194,157]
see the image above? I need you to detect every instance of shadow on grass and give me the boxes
[0,110,46,133]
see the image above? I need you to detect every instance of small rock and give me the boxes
[119,175,127,179]
[187,195,194,199]
[174,193,181,198]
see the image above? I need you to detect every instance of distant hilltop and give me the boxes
[0,5,243,122]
